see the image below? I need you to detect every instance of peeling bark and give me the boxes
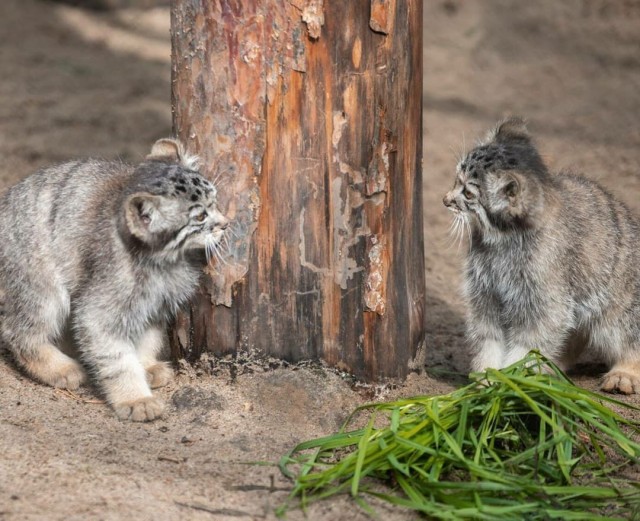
[301,0,324,39]
[364,235,387,315]
[170,0,425,380]
[370,0,392,34]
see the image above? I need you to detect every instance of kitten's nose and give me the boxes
[211,210,230,231]
[443,193,453,208]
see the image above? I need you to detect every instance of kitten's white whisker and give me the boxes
[227,225,241,239]
[211,167,231,186]
[446,214,465,251]
[221,233,232,254]
[446,216,458,234]
[463,216,472,251]
[444,217,458,249]
[457,215,467,252]
[456,219,463,252]
[445,225,456,244]
[209,239,230,267]
[449,145,463,164]
[204,240,212,263]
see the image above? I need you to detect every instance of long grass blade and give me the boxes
[278,351,640,519]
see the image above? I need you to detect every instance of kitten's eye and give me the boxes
[195,211,207,222]
[463,188,474,199]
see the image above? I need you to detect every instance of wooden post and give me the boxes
[170,0,425,380]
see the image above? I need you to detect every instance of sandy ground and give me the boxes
[1,0,640,519]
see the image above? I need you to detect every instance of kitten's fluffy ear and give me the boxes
[488,171,522,205]
[147,138,182,161]
[503,177,519,199]
[124,193,163,242]
[500,172,521,202]
[146,138,200,170]
[488,117,531,144]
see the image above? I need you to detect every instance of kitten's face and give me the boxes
[443,118,548,238]
[444,145,521,229]
[124,139,229,263]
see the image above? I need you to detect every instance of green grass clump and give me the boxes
[278,352,640,520]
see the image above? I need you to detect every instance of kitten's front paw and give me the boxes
[146,362,173,389]
[114,396,165,422]
[601,370,640,395]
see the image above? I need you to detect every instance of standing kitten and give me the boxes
[0,139,228,420]
[443,118,640,394]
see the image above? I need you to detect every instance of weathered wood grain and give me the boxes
[170,0,425,380]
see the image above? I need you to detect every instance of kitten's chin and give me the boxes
[183,233,223,251]
[183,248,208,264]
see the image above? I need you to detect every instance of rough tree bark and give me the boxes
[170,0,425,380]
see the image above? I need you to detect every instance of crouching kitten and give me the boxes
[444,118,640,394]
[0,139,228,420]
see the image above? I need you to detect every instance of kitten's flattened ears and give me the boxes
[147,138,200,170]
[485,116,531,144]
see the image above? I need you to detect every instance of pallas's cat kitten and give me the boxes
[0,139,228,420]
[444,118,640,394]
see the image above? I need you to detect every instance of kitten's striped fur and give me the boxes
[444,118,640,393]
[0,139,228,420]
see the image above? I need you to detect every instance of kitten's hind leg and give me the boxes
[601,358,640,394]
[594,322,640,394]
[13,344,85,390]
[137,326,173,389]
[2,286,85,390]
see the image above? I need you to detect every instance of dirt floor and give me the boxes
[1,0,640,519]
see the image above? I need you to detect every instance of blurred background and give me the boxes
[0,0,639,371]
